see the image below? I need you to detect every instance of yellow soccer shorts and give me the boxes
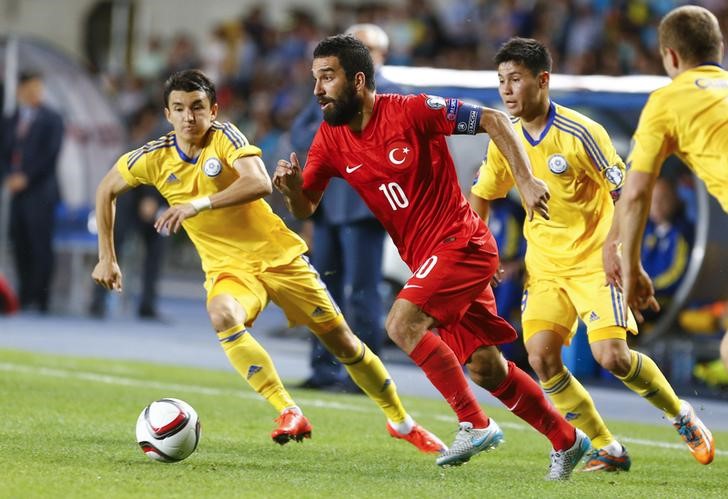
[205,255,344,335]
[521,272,639,345]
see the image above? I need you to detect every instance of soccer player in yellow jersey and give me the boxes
[617,5,725,466]
[470,37,714,470]
[91,69,445,454]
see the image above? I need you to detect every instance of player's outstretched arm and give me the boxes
[618,169,661,322]
[273,152,323,219]
[92,167,131,292]
[479,108,550,221]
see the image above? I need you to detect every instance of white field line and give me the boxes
[2,361,724,456]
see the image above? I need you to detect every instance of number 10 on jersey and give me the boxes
[378,182,409,210]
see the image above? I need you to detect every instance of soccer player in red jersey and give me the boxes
[275,35,590,478]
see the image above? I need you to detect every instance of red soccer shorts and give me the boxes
[398,238,517,364]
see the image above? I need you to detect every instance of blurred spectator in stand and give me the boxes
[115,75,149,123]
[485,194,527,368]
[201,24,230,85]
[89,102,168,319]
[640,176,693,324]
[486,195,526,322]
[165,33,202,75]
[289,23,401,392]
[134,36,167,81]
[0,71,64,313]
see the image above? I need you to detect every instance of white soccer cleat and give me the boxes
[435,420,504,467]
[546,429,591,480]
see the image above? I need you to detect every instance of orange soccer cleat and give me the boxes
[271,409,313,445]
[582,446,632,472]
[386,422,447,454]
[673,400,715,465]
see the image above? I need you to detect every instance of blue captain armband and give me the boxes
[450,100,482,135]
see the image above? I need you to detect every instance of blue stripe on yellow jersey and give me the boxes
[472,102,626,277]
[553,115,609,171]
[115,122,307,277]
[212,121,249,149]
[128,134,175,168]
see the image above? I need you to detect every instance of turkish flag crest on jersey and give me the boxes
[386,140,414,169]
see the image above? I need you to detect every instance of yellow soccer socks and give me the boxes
[542,367,614,449]
[617,350,681,418]
[339,340,408,424]
[217,324,295,413]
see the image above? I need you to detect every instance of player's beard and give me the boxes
[321,82,361,126]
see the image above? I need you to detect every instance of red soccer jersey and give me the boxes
[303,93,490,269]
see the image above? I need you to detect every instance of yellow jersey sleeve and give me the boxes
[586,121,627,200]
[115,134,175,187]
[213,121,263,165]
[115,152,142,187]
[626,93,675,178]
[471,140,515,201]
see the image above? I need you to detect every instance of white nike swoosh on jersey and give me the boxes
[345,163,363,173]
[402,284,423,289]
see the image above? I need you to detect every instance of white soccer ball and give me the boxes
[135,398,201,462]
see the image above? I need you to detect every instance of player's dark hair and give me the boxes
[494,37,552,75]
[313,34,376,90]
[659,6,723,64]
[163,69,217,108]
[19,70,42,84]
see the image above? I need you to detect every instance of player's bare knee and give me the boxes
[527,351,561,381]
[384,315,408,347]
[207,297,244,331]
[385,299,432,352]
[595,348,631,376]
[384,305,407,342]
[318,323,359,358]
[467,347,507,390]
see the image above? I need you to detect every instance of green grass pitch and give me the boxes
[1,348,726,498]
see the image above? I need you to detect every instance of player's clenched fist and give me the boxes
[92,260,123,292]
[273,152,303,195]
[520,176,550,221]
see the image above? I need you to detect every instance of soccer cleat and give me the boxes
[673,400,715,465]
[270,409,312,445]
[546,429,591,480]
[582,445,632,472]
[435,420,504,467]
[386,422,447,454]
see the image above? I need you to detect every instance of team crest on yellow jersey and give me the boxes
[604,165,624,187]
[204,157,222,177]
[547,154,568,174]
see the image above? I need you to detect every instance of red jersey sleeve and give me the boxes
[302,128,338,191]
[403,94,476,136]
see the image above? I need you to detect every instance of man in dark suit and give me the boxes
[290,24,402,391]
[1,71,64,312]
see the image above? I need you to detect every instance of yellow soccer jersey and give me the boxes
[628,64,728,212]
[115,121,307,277]
[472,102,625,277]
